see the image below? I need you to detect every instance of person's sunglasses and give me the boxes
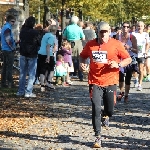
[11,20,15,23]
[100,30,108,33]
[123,26,129,28]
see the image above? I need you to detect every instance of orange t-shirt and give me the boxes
[80,38,130,87]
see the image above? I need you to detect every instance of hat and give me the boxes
[98,21,110,31]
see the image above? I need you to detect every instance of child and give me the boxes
[59,40,74,85]
[54,54,68,86]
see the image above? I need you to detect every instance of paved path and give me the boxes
[0,79,150,150]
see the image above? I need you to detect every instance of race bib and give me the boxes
[137,45,143,53]
[138,53,144,58]
[137,45,144,58]
[92,51,108,63]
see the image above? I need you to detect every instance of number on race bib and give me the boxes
[92,51,108,63]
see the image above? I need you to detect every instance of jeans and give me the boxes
[89,84,116,136]
[72,58,83,80]
[17,55,37,95]
[1,51,14,86]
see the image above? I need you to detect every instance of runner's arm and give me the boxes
[131,35,138,53]
[79,42,90,71]
[145,36,149,54]
[117,41,132,67]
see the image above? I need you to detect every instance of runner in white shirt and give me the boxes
[143,36,150,81]
[116,22,137,102]
[132,21,149,91]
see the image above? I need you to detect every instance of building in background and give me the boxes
[0,0,24,26]
[0,0,29,42]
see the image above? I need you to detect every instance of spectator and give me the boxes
[78,21,85,29]
[63,16,85,81]
[16,16,40,97]
[82,22,96,47]
[82,22,97,69]
[59,40,73,85]
[38,25,55,92]
[130,25,136,33]
[56,25,62,49]
[110,26,116,38]
[46,25,58,88]
[1,15,16,88]
[34,24,43,85]
[54,54,68,86]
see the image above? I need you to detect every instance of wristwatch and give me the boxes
[118,63,121,68]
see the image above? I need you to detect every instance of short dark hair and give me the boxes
[122,21,130,27]
[6,15,16,22]
[25,16,36,28]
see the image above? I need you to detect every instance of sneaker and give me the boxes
[117,92,124,101]
[41,85,45,92]
[34,79,40,85]
[124,95,128,103]
[93,137,101,148]
[16,92,24,97]
[134,80,139,88]
[46,82,55,89]
[101,116,109,128]
[62,82,69,87]
[25,93,36,98]
[66,80,73,85]
[142,77,147,82]
[137,85,142,91]
[146,74,150,81]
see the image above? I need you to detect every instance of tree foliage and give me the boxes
[28,0,150,25]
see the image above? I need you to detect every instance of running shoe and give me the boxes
[137,85,142,91]
[146,74,150,82]
[93,137,101,148]
[134,80,139,88]
[142,77,147,82]
[117,92,124,101]
[25,93,36,98]
[124,95,128,103]
[101,116,109,128]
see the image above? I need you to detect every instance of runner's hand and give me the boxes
[79,63,87,71]
[108,60,119,68]
[124,44,130,50]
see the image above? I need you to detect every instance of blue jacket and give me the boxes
[1,22,15,51]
